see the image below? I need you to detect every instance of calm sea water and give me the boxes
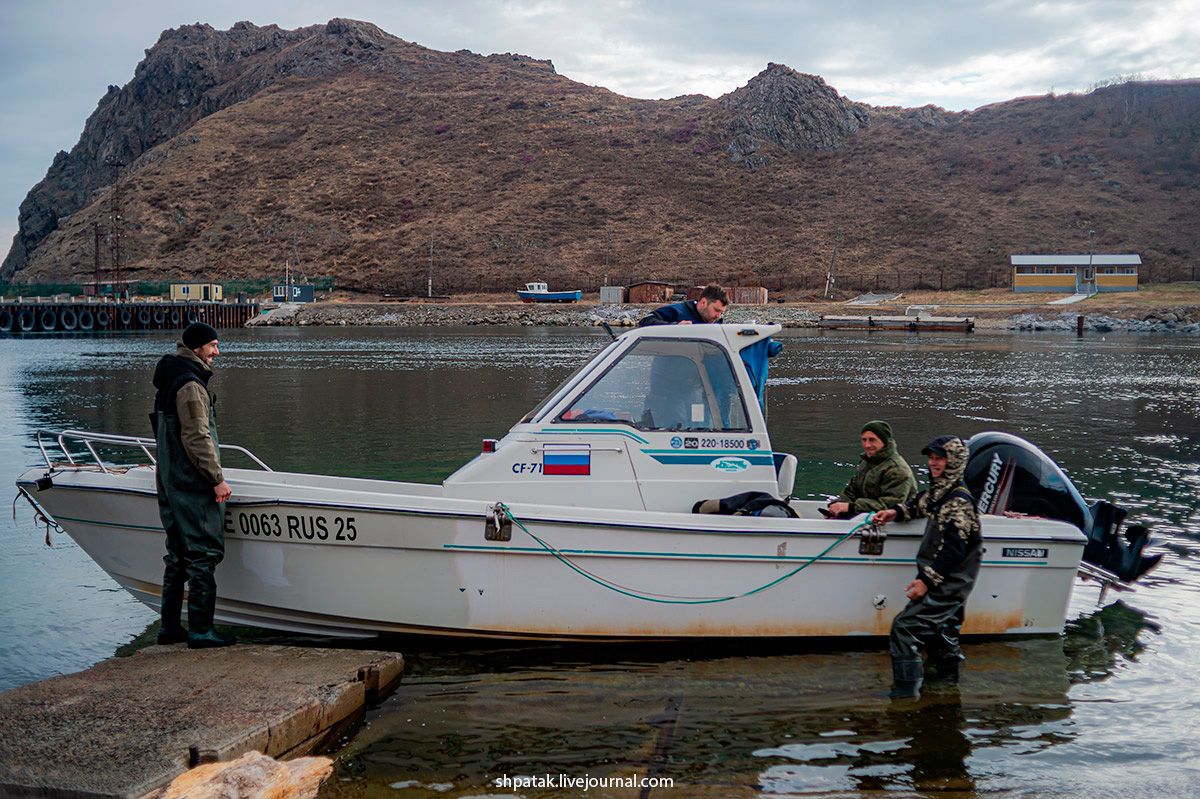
[2,327,1198,797]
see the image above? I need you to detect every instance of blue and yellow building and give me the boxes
[1011,255,1140,293]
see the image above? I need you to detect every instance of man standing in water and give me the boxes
[151,322,235,649]
[872,436,981,698]
[638,284,728,326]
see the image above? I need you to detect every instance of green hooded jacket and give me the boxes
[836,439,918,514]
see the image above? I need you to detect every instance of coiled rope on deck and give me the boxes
[496,502,874,605]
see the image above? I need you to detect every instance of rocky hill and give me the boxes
[5,19,1198,295]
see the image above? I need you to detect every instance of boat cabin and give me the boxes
[445,324,794,511]
[524,282,549,293]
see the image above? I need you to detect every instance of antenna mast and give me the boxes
[107,161,125,299]
[823,229,841,300]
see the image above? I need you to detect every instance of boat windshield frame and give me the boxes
[516,336,625,425]
[547,335,752,433]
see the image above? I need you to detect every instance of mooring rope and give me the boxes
[14,485,63,547]
[496,502,874,605]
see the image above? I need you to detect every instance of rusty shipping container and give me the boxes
[686,286,768,304]
[627,282,674,304]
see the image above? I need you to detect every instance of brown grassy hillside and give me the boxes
[7,20,1199,295]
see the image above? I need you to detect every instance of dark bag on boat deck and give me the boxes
[692,491,798,518]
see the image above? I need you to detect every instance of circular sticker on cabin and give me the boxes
[670,436,683,449]
[712,457,751,473]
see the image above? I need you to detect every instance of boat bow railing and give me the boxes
[35,429,272,473]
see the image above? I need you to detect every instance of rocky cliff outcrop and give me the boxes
[1,19,404,279]
[719,63,870,165]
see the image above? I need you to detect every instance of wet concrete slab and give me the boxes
[0,644,403,799]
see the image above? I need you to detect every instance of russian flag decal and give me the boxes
[543,443,591,475]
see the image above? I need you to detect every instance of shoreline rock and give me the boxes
[251,302,824,328]
[246,301,1200,334]
[1007,306,1200,333]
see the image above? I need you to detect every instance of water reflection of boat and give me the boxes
[323,637,1082,795]
[15,324,1151,640]
[326,602,1157,795]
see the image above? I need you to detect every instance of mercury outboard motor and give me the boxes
[964,432,1160,583]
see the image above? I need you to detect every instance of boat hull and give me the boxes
[517,290,582,303]
[18,465,1085,641]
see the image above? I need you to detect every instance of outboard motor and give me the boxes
[964,432,1160,583]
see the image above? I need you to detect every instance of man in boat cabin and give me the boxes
[872,436,982,698]
[638,284,728,326]
[150,322,236,649]
[823,421,918,519]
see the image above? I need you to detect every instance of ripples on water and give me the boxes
[2,327,1199,796]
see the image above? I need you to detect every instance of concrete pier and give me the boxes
[0,644,403,799]
[818,314,975,331]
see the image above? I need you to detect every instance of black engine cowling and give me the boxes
[964,432,1160,583]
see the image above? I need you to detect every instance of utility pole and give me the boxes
[604,225,611,287]
[107,161,125,300]
[1088,228,1095,295]
[292,232,308,284]
[823,229,841,300]
[428,232,434,298]
[93,223,103,296]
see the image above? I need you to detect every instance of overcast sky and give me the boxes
[2,0,1199,262]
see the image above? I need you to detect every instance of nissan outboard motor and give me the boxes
[964,432,1160,583]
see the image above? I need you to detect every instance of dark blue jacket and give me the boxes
[639,299,719,326]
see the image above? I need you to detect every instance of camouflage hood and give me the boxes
[915,436,968,515]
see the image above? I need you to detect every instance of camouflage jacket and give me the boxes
[836,440,918,514]
[894,483,983,600]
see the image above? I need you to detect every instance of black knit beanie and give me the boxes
[861,420,893,444]
[182,322,219,350]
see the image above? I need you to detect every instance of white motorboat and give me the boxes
[15,324,1157,640]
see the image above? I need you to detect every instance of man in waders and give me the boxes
[872,436,981,698]
[152,322,235,649]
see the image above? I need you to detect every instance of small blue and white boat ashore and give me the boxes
[516,281,582,303]
[16,324,1157,641]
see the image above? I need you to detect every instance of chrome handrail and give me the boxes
[35,429,272,472]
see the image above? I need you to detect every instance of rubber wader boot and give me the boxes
[157,579,187,645]
[935,657,961,683]
[186,587,236,649]
[889,658,924,699]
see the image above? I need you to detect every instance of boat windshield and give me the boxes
[553,338,750,431]
[517,354,598,425]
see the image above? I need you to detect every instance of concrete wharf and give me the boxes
[0,644,403,799]
[0,299,260,335]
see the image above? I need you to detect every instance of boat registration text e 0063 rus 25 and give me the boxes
[224,509,358,541]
